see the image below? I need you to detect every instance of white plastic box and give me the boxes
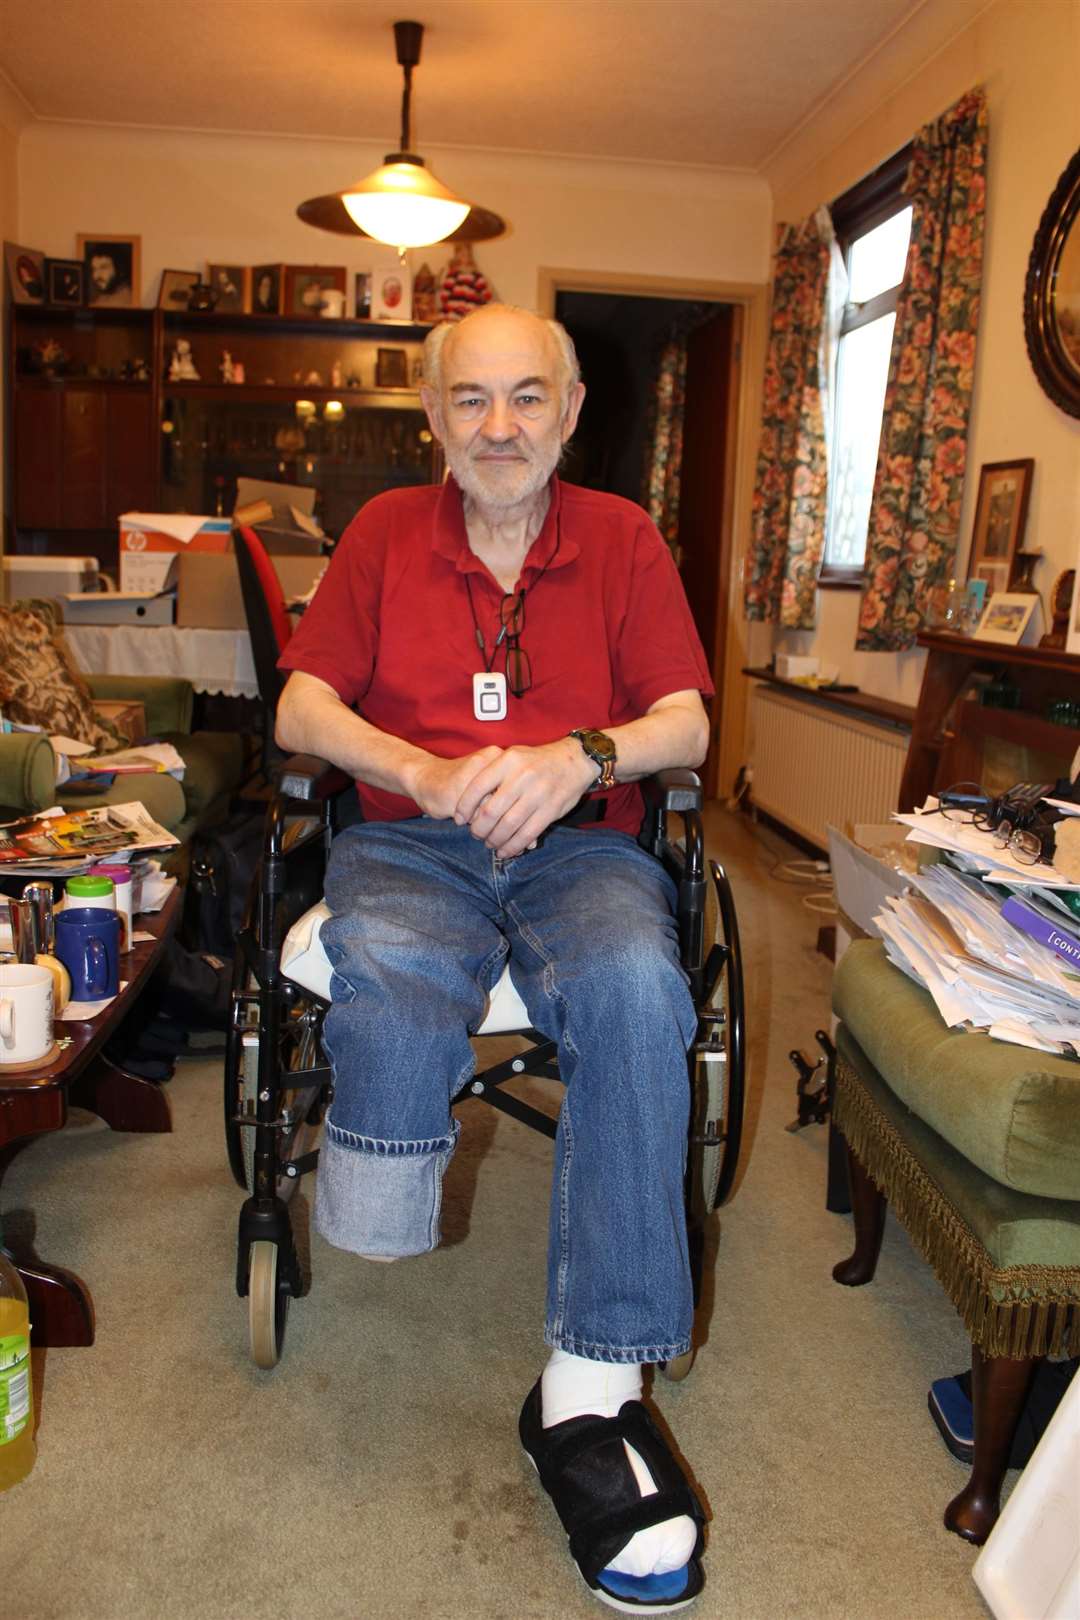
[3,555,100,601]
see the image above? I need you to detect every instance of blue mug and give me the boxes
[55,907,121,1001]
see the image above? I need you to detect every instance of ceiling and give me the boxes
[0,0,975,172]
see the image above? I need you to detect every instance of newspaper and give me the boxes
[0,802,179,875]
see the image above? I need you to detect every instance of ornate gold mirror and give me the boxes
[1024,145,1080,417]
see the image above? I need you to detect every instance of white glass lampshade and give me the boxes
[342,159,471,249]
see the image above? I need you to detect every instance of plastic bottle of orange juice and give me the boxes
[0,1241,36,1490]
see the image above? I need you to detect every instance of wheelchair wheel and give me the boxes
[687,860,746,1221]
[225,965,325,1198]
[248,1240,288,1369]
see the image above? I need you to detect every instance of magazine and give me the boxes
[0,801,179,875]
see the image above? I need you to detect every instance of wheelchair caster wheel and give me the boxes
[248,1240,288,1369]
[659,1349,695,1382]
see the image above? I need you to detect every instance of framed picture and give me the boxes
[77,234,140,307]
[284,264,346,317]
[975,591,1041,647]
[251,264,283,315]
[45,257,84,307]
[207,264,249,313]
[371,265,412,322]
[1068,549,1080,656]
[157,268,200,311]
[965,459,1034,588]
[355,271,372,319]
[375,347,409,388]
[4,242,46,304]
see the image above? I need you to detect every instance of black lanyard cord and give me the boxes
[464,516,562,671]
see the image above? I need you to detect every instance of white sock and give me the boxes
[541,1349,697,1579]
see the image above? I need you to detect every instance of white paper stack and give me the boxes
[873,858,1080,1057]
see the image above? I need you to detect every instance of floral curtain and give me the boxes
[745,210,833,627]
[856,87,988,651]
[641,337,688,558]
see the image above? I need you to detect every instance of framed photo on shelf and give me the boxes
[208,264,249,313]
[5,242,46,304]
[354,271,372,318]
[375,347,409,388]
[157,268,200,311]
[965,459,1034,591]
[77,234,140,307]
[45,257,84,306]
[371,265,412,322]
[284,264,346,317]
[251,264,283,315]
[975,590,1042,647]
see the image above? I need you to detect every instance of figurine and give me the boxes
[412,262,438,323]
[330,360,344,389]
[168,338,199,381]
[220,350,235,383]
[232,360,245,384]
[438,242,494,322]
[304,369,323,387]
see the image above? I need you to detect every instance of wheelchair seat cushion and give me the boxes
[519,1381,705,1609]
[280,901,533,1034]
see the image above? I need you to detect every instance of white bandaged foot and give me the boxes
[541,1349,697,1579]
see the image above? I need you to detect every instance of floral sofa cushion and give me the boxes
[0,601,122,752]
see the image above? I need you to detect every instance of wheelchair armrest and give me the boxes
[276,754,351,802]
[640,769,703,816]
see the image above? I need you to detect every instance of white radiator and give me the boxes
[749,686,908,849]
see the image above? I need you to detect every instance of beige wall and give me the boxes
[16,124,771,304]
[755,0,1080,709]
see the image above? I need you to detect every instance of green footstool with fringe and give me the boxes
[831,939,1080,1546]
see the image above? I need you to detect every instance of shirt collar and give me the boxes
[431,474,581,581]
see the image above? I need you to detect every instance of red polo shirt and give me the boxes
[279,476,713,836]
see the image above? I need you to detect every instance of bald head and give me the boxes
[423,304,581,421]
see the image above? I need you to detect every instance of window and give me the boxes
[820,148,913,586]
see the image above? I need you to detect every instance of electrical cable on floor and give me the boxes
[743,814,838,912]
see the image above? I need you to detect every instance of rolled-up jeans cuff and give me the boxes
[314,1118,461,1258]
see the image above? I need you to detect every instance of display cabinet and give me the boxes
[5,304,440,565]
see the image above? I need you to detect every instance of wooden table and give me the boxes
[0,888,181,1348]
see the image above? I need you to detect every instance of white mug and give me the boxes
[0,963,55,1065]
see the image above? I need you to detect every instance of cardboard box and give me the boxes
[60,591,175,626]
[119,514,231,594]
[175,552,326,629]
[91,699,147,744]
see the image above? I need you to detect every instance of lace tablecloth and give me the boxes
[64,625,259,699]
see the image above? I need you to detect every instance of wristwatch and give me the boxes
[570,728,617,789]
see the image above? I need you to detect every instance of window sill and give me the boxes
[817,573,863,591]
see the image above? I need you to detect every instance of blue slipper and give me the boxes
[519,1381,705,1613]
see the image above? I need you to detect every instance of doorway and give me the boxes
[545,276,754,799]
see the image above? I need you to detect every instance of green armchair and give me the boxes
[0,673,243,845]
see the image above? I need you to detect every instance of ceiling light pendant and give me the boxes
[297,20,505,253]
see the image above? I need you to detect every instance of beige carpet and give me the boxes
[2,807,993,1619]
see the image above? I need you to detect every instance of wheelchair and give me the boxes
[224,757,747,1371]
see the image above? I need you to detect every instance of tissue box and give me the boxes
[119,514,231,593]
[775,655,820,680]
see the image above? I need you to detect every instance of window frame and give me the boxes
[819,143,913,589]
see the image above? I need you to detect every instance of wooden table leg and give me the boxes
[944,1346,1038,1544]
[67,1052,172,1134]
[18,1257,95,1347]
[832,1139,886,1286]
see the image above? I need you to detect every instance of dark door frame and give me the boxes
[538,268,767,800]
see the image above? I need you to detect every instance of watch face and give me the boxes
[580,729,616,760]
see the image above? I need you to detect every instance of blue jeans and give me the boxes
[316,818,698,1364]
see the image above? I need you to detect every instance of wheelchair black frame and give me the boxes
[230,764,738,1322]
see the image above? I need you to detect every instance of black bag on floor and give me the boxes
[183,812,265,956]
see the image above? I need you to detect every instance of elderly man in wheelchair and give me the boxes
[229,305,745,1615]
